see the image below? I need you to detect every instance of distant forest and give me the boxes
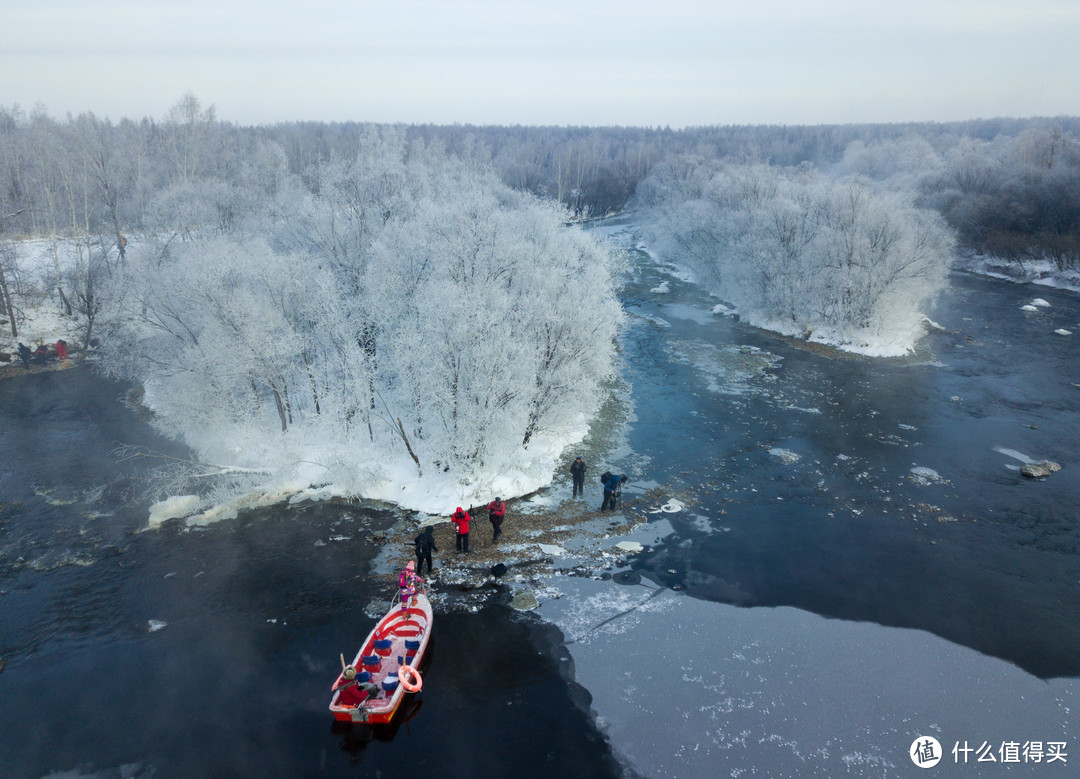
[2,97,1080,270]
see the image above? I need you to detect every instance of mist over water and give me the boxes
[607,221,1080,679]
[1,219,1078,776]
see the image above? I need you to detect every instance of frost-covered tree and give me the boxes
[99,141,623,510]
[637,160,954,354]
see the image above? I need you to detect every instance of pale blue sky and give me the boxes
[3,0,1078,126]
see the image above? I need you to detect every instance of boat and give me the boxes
[329,590,433,724]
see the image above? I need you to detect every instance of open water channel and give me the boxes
[1,220,1078,777]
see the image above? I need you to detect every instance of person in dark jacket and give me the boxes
[451,507,471,553]
[414,526,437,574]
[33,343,49,365]
[487,497,506,543]
[570,456,587,498]
[601,473,628,511]
[17,342,32,368]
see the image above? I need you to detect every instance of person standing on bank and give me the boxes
[414,525,437,574]
[17,342,32,368]
[451,506,471,553]
[570,456,587,498]
[601,472,628,511]
[487,497,506,543]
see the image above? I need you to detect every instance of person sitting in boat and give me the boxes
[398,560,424,616]
[334,665,379,707]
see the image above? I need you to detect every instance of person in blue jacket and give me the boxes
[601,472,628,511]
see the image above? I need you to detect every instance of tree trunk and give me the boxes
[272,388,288,432]
[0,264,16,338]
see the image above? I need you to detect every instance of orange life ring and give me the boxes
[398,664,422,692]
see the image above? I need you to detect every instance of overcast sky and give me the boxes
[3,0,1079,127]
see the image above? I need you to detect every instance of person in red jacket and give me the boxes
[334,665,379,708]
[487,497,506,543]
[451,507,471,553]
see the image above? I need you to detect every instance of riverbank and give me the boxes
[0,349,81,380]
[370,485,684,609]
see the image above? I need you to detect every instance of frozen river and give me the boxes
[1,220,1078,777]
[530,221,1080,776]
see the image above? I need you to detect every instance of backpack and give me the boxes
[398,570,407,589]
[415,533,430,555]
[600,471,612,485]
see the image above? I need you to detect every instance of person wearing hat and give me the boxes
[451,507,471,553]
[398,560,423,617]
[570,455,587,498]
[487,497,506,543]
[334,663,379,707]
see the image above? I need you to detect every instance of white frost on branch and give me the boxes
[100,139,624,515]
[634,159,955,356]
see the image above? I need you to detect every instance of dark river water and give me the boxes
[612,248,1080,682]
[2,226,1078,777]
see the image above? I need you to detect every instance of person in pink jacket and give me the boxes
[451,507,471,553]
[487,497,506,543]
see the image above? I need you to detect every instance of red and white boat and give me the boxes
[329,591,433,724]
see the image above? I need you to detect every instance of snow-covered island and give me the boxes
[3,106,1079,521]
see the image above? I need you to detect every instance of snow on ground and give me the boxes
[0,238,93,353]
[536,577,1077,778]
[954,254,1080,293]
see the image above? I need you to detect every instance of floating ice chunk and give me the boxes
[614,541,644,553]
[148,620,168,632]
[148,495,201,528]
[910,466,946,485]
[768,448,800,464]
[1020,305,1039,312]
[993,447,1035,464]
[660,499,684,513]
[1031,298,1051,307]
[1055,329,1072,336]
[538,543,568,556]
[650,281,670,294]
[712,303,736,316]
